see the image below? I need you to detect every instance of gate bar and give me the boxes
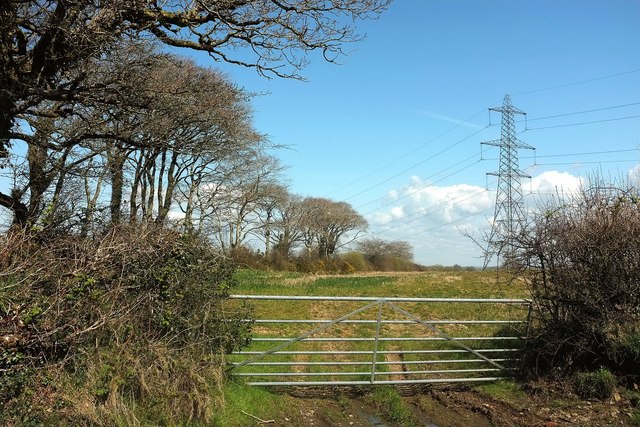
[234,348,520,355]
[251,319,526,324]
[251,336,522,342]
[236,368,507,377]
[245,377,505,386]
[388,303,509,370]
[370,300,384,382]
[230,295,530,304]
[232,301,378,370]
[232,358,517,366]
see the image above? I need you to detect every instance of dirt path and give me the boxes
[254,382,638,426]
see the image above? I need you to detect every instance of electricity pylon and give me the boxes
[482,94,534,269]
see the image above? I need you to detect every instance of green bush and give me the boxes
[609,326,640,379]
[0,226,252,425]
[229,244,266,269]
[340,251,371,272]
[573,368,616,400]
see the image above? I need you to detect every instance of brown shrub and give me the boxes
[515,182,640,377]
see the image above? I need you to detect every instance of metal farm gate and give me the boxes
[227,295,532,387]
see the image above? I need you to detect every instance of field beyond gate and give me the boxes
[226,271,532,387]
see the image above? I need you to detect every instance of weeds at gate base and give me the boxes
[573,368,616,400]
[365,386,417,426]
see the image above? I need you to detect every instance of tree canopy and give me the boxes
[0,0,390,161]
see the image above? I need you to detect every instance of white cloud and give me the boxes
[629,163,640,185]
[529,170,582,196]
[389,206,405,219]
[367,170,588,266]
[367,180,492,266]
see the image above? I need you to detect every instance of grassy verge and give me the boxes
[213,381,296,426]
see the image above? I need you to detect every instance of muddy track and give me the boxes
[265,382,639,427]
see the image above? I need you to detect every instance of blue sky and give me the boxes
[191,0,640,266]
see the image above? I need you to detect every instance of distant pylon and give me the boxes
[482,94,534,268]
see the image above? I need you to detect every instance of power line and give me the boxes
[484,155,639,164]
[523,114,640,131]
[348,98,638,250]
[370,181,496,228]
[528,148,638,159]
[387,207,494,241]
[331,98,637,205]
[534,159,639,167]
[481,148,639,161]
[358,124,637,226]
[519,101,640,123]
[325,108,489,197]
[366,183,570,244]
[355,103,638,262]
[513,68,640,96]
[343,125,489,202]
[365,153,638,239]
[358,146,637,232]
[349,107,638,208]
[357,151,482,212]
[358,139,636,236]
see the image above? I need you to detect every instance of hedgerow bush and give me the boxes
[0,226,251,425]
[514,181,640,379]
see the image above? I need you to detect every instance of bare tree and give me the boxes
[207,153,283,251]
[0,42,155,227]
[121,54,262,226]
[1,0,390,172]
[0,41,268,233]
[252,183,290,258]
[356,237,413,261]
[299,197,368,257]
[262,191,306,258]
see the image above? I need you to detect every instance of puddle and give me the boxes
[359,409,439,427]
[365,413,388,426]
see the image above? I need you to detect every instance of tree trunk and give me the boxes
[108,148,127,225]
[144,156,156,223]
[38,147,72,229]
[156,149,166,217]
[81,169,104,237]
[156,150,179,225]
[0,84,15,162]
[0,191,28,228]
[0,78,23,225]
[184,178,198,232]
[26,142,50,221]
[129,149,145,223]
